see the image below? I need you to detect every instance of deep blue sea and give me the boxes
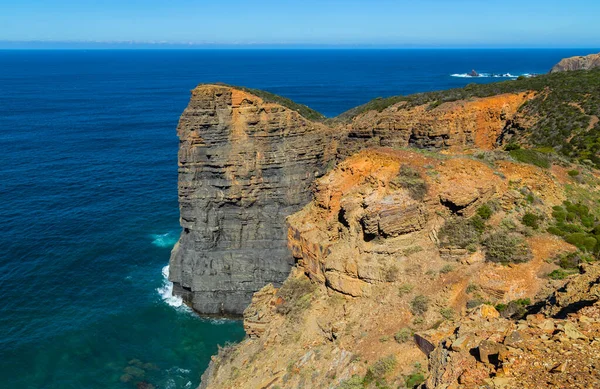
[1,48,598,388]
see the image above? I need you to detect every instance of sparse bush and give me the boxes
[466,298,485,309]
[439,264,454,274]
[522,212,541,229]
[438,217,480,248]
[403,246,423,256]
[275,277,316,318]
[394,327,413,343]
[398,283,414,297]
[482,232,532,264]
[440,307,455,320]
[364,355,397,384]
[393,165,428,201]
[466,283,479,293]
[335,375,363,389]
[384,264,400,282]
[568,169,580,177]
[411,295,429,315]
[470,215,486,233]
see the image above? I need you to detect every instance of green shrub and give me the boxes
[439,264,454,274]
[522,213,541,229]
[394,327,413,343]
[496,298,531,319]
[405,372,426,388]
[477,204,493,220]
[568,169,580,176]
[482,232,532,264]
[565,233,597,251]
[411,295,429,315]
[470,215,486,233]
[548,269,570,280]
[509,149,551,168]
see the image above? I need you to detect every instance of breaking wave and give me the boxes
[157,265,188,310]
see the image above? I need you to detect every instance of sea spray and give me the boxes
[151,232,179,248]
[157,265,187,309]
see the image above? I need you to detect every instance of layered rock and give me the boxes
[340,92,532,159]
[550,52,600,73]
[168,85,335,314]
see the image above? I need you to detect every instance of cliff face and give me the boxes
[168,85,335,314]
[550,52,600,73]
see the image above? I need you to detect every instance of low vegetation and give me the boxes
[211,83,327,122]
[275,277,317,320]
[438,217,481,249]
[410,295,429,315]
[548,201,600,253]
[391,165,428,201]
[394,327,413,343]
[482,231,532,264]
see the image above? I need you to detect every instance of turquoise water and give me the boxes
[0,49,598,388]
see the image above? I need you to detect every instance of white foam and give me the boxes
[451,72,520,79]
[151,232,178,248]
[157,265,187,310]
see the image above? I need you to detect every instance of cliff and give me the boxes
[550,52,600,73]
[198,147,600,388]
[168,84,335,314]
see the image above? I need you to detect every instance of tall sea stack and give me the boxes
[168,85,334,314]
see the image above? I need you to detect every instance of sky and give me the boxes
[1,0,600,48]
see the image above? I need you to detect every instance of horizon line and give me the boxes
[0,40,599,50]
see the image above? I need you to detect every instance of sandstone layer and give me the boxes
[550,52,600,73]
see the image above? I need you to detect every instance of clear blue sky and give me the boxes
[1,0,599,48]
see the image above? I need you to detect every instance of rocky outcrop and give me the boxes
[168,85,335,314]
[550,52,600,73]
[422,264,600,389]
[340,93,532,159]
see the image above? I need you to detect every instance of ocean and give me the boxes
[0,48,597,388]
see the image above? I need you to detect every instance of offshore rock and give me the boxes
[168,85,335,314]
